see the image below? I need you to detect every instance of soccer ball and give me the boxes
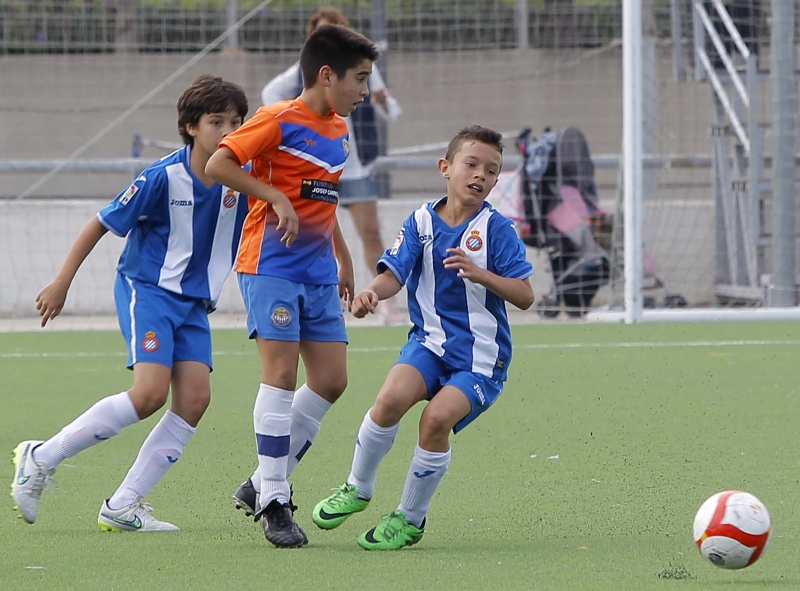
[692,490,771,569]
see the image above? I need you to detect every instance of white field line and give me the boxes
[3,339,800,359]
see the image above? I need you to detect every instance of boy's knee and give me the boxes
[129,387,169,419]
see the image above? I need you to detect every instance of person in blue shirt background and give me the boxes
[11,74,249,533]
[311,124,535,550]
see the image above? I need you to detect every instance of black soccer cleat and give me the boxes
[232,478,258,517]
[258,499,308,548]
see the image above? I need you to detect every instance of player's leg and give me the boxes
[313,344,431,531]
[288,338,347,479]
[354,385,463,551]
[346,200,383,273]
[237,273,306,547]
[99,363,209,533]
[99,292,211,532]
[11,275,165,525]
[359,374,502,550]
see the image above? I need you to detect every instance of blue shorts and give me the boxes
[114,274,212,370]
[238,274,348,343]
[395,339,504,433]
[339,176,378,205]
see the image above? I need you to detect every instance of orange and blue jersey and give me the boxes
[219,98,349,285]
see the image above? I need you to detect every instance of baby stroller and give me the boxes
[517,126,612,317]
[490,126,687,317]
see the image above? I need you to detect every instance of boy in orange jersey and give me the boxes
[205,23,380,548]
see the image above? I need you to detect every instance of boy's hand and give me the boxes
[350,289,379,319]
[36,279,69,327]
[443,247,483,282]
[272,197,299,247]
[338,267,355,307]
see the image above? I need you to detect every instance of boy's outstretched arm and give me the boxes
[37,217,109,327]
[205,147,299,247]
[443,247,535,310]
[333,217,355,303]
[351,270,402,318]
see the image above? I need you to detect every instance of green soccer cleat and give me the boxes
[312,483,369,530]
[357,510,425,551]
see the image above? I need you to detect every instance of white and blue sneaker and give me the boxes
[98,498,180,532]
[11,440,55,524]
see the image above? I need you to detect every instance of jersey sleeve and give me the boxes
[97,170,166,237]
[377,213,423,285]
[489,215,534,280]
[219,106,283,166]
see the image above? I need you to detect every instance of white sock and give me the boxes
[249,466,261,494]
[253,383,293,508]
[398,444,451,528]
[108,410,195,509]
[347,408,399,500]
[32,392,140,471]
[286,383,332,477]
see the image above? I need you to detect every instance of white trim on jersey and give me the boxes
[158,163,194,294]
[278,144,347,175]
[413,208,446,357]
[461,209,500,374]
[207,188,239,305]
[126,275,139,365]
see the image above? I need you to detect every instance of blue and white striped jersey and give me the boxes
[97,145,248,307]
[379,197,533,381]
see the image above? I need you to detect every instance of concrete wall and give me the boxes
[0,45,719,316]
[0,194,715,318]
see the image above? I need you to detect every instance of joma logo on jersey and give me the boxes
[170,199,193,207]
[465,230,483,251]
[418,234,432,243]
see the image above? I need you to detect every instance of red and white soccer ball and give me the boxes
[693,490,772,569]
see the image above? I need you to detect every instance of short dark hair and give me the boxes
[177,74,248,145]
[299,24,380,89]
[445,125,504,161]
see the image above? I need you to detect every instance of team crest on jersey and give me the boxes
[142,331,159,353]
[342,138,350,159]
[271,306,292,327]
[389,230,405,255]
[120,183,140,206]
[465,230,483,252]
[223,187,237,209]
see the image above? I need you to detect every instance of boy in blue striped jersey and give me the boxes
[312,125,535,550]
[11,74,249,532]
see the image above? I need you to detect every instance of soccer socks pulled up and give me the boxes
[108,410,196,509]
[286,383,332,477]
[348,409,399,500]
[253,383,293,508]
[398,444,451,528]
[246,383,333,492]
[32,392,140,471]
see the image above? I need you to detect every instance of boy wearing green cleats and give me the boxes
[311,126,534,551]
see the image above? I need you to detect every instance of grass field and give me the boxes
[2,321,800,590]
